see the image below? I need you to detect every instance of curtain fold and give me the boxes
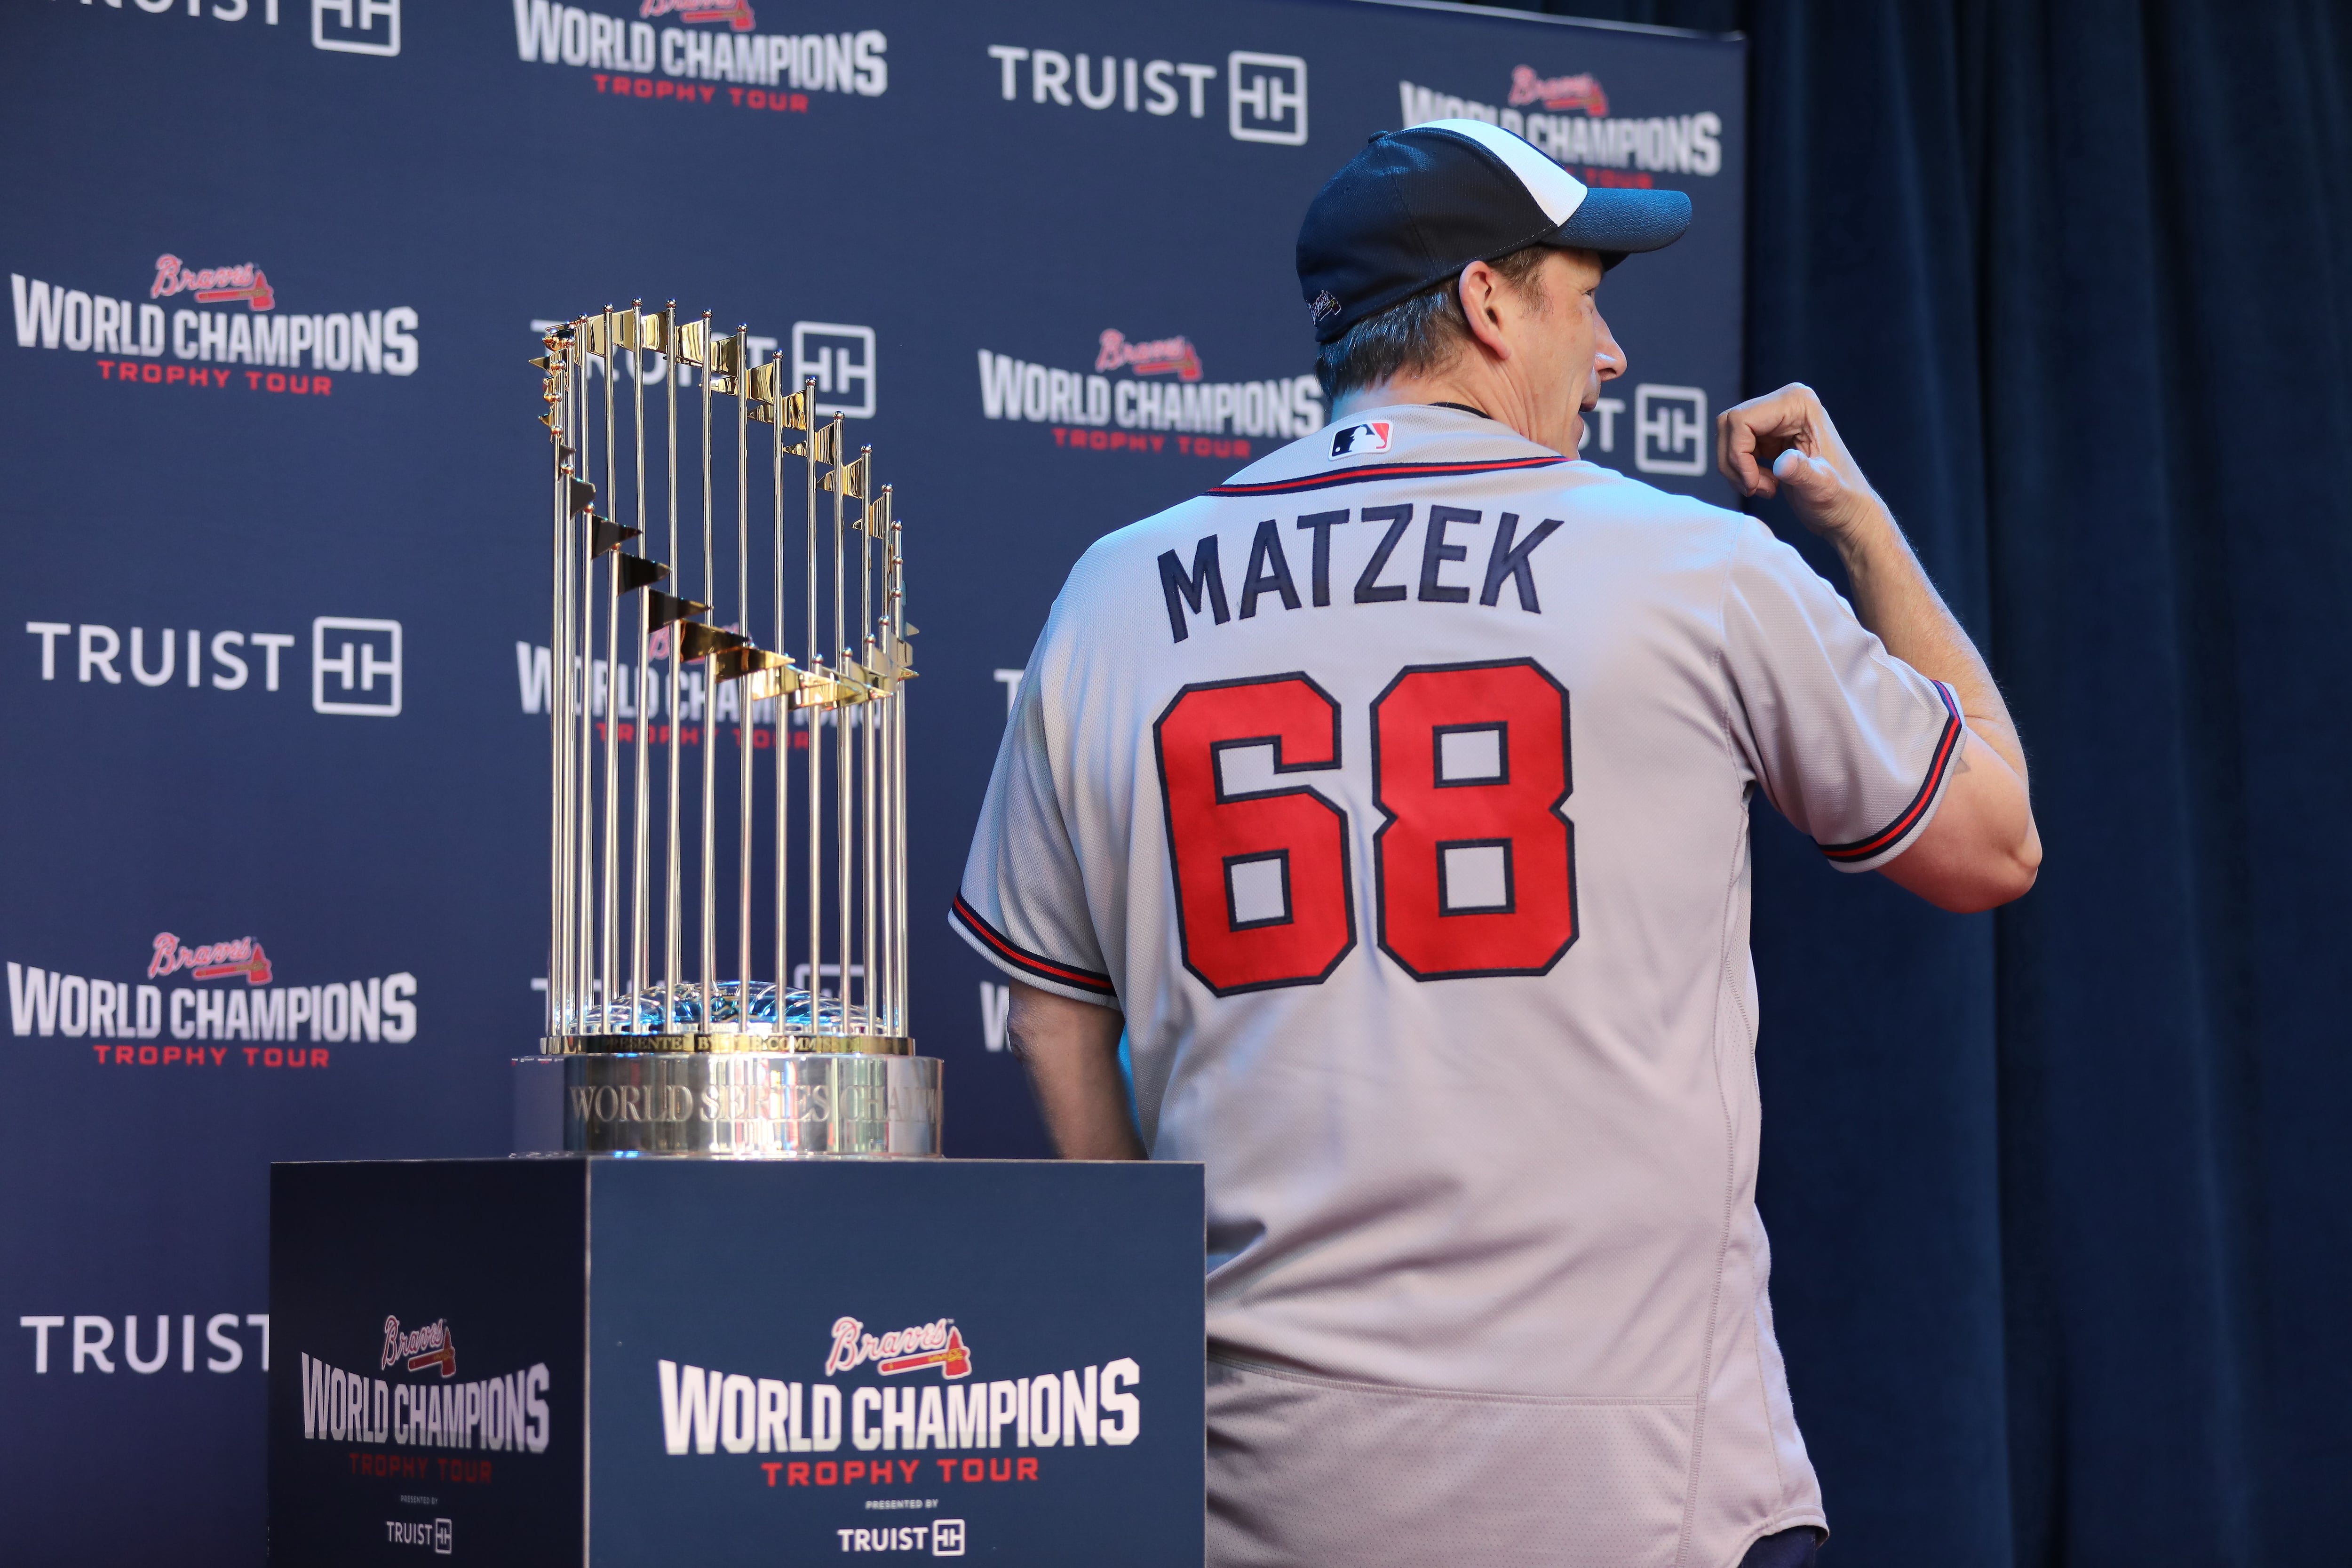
[1478,2,2352,1562]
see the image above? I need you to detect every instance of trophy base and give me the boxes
[514,1050,941,1157]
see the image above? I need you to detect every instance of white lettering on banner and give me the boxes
[1228,53,1307,145]
[302,1351,550,1451]
[28,623,303,692]
[8,960,417,1047]
[1581,397,1625,455]
[529,319,810,398]
[979,983,1009,1051]
[792,322,874,418]
[988,45,1287,142]
[512,642,744,736]
[977,350,1322,439]
[313,0,400,57]
[56,0,290,31]
[1398,79,1722,178]
[653,1355,1138,1456]
[19,1313,266,1374]
[512,3,886,96]
[312,616,402,716]
[12,273,417,380]
[1633,384,1709,474]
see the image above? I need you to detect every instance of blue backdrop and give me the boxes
[0,3,1741,1562]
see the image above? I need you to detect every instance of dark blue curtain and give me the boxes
[1470,2,2352,1563]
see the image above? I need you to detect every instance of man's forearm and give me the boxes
[1007,979,1144,1160]
[1834,498,2029,785]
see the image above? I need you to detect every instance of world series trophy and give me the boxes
[520,301,936,1156]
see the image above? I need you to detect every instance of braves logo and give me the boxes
[1507,66,1610,117]
[826,1315,973,1380]
[638,0,755,29]
[149,255,275,312]
[148,932,273,986]
[1096,329,1203,382]
[1329,420,1392,457]
[381,1315,457,1379]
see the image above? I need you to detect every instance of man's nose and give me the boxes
[1593,313,1627,382]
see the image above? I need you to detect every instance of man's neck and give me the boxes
[1331,371,1573,454]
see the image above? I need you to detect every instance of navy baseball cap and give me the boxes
[1298,118,1692,344]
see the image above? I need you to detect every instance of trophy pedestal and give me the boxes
[514,1049,943,1156]
[268,1156,1204,1567]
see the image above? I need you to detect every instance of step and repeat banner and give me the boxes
[1,2,1740,1560]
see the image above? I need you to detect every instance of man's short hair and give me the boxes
[1314,243,1557,400]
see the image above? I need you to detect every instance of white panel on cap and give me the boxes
[1421,117,1588,225]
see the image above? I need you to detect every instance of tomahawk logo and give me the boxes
[1096,329,1201,382]
[1329,420,1391,458]
[383,1315,457,1379]
[1507,66,1609,115]
[151,255,274,312]
[826,1316,972,1379]
[640,0,754,26]
[149,933,272,986]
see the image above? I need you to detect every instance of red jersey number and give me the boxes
[1153,675,1358,995]
[1372,660,1577,979]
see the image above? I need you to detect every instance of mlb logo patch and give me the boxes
[1329,421,1391,458]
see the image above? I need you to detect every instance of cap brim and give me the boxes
[1551,187,1692,264]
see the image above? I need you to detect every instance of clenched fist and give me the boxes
[1716,383,1885,549]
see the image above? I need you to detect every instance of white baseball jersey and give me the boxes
[953,403,1963,1568]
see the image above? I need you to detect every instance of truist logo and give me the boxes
[148,932,273,986]
[1508,66,1608,116]
[383,1316,457,1379]
[1095,329,1201,382]
[639,0,754,27]
[150,255,275,313]
[826,1316,972,1380]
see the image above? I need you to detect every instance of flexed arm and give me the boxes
[1719,384,2040,912]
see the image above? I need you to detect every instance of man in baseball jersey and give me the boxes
[952,120,2039,1568]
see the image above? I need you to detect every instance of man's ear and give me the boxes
[1456,261,1514,362]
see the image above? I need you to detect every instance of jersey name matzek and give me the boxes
[1155,498,1566,644]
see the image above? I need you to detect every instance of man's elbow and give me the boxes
[1946,848,2038,912]
[1883,816,2041,912]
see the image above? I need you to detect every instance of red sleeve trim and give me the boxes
[1819,683,1965,864]
[950,895,1117,996]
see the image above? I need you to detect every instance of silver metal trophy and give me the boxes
[521,302,936,1157]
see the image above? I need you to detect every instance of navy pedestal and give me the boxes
[269,1158,1204,1566]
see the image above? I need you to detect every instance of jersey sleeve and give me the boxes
[950,650,1120,1007]
[1719,518,1966,872]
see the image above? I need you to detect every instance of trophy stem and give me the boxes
[577,350,597,1029]
[733,326,754,1022]
[600,309,621,1031]
[698,311,717,1032]
[804,378,822,1038]
[770,350,790,1031]
[629,302,652,1011]
[662,302,683,1030]
[830,415,850,1039]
